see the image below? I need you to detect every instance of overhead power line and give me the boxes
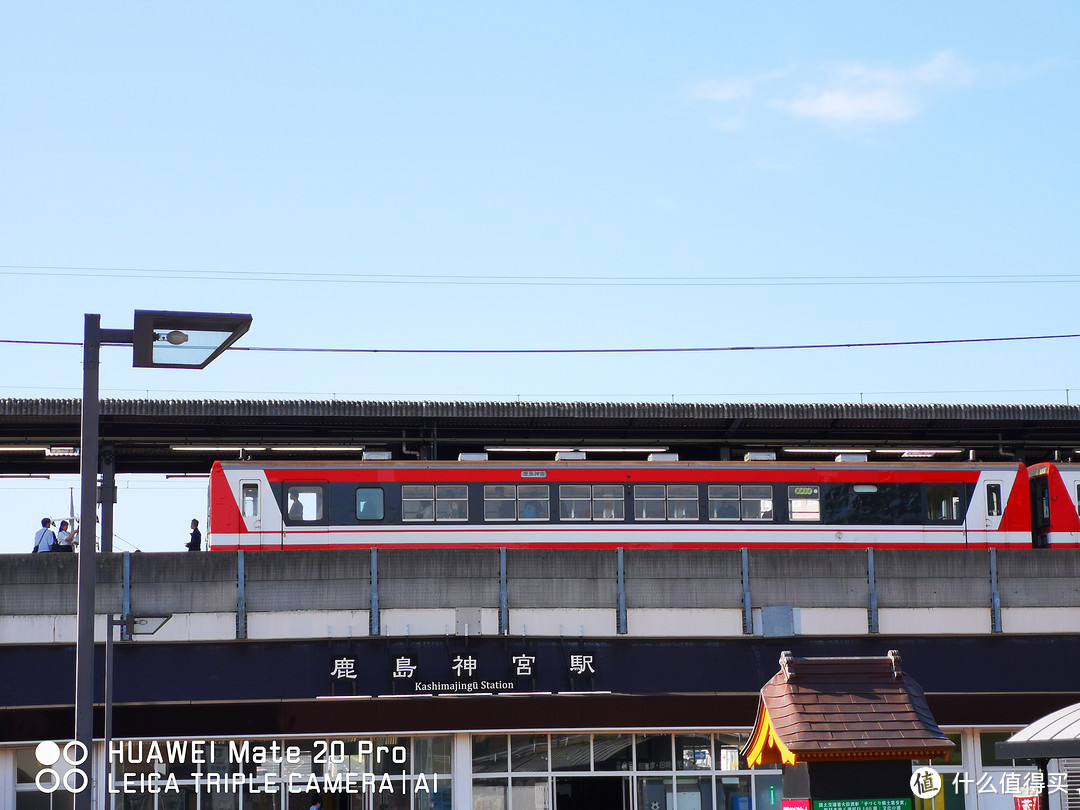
[235,332,1080,354]
[2,332,1080,355]
[4,264,1080,287]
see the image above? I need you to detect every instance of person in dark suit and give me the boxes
[185,518,202,551]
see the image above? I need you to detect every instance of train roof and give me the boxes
[213,458,1026,472]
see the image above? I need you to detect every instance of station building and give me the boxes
[2,547,1078,810]
[5,399,1080,810]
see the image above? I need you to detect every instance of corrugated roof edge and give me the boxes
[3,398,1080,421]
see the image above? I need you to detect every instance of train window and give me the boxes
[593,485,624,520]
[560,485,592,520]
[241,483,259,518]
[667,485,699,520]
[708,486,740,520]
[518,485,550,521]
[355,488,384,520]
[707,485,775,521]
[402,485,435,521]
[823,483,922,525]
[986,484,1003,517]
[926,485,963,522]
[559,485,625,521]
[634,485,699,520]
[286,485,324,522]
[788,486,820,522]
[485,485,519,521]
[485,485,549,521]
[436,485,468,521]
[634,485,667,520]
[741,486,774,521]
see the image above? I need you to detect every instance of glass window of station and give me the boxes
[472,732,780,810]
[910,729,1043,810]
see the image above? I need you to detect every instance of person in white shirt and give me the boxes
[32,518,57,553]
[55,520,78,552]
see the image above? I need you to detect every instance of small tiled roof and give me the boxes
[743,650,954,764]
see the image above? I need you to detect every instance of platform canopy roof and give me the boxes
[3,398,1080,474]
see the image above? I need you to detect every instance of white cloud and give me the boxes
[907,51,975,86]
[781,88,920,124]
[830,51,973,90]
[699,51,974,129]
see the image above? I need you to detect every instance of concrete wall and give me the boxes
[2,548,1078,643]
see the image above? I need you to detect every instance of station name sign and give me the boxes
[330,650,599,695]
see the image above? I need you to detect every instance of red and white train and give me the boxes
[206,455,1079,550]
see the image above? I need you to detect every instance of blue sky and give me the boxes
[1,3,1078,552]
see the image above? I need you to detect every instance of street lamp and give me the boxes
[103,613,171,802]
[75,310,250,810]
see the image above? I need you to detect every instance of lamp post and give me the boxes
[104,613,171,801]
[75,310,251,810]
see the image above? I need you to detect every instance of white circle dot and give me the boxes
[35,740,61,766]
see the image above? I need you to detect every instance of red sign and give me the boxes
[783,801,811,810]
[1015,797,1040,810]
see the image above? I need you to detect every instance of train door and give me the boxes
[970,479,1004,549]
[281,481,330,549]
[1029,471,1051,548]
[238,479,263,548]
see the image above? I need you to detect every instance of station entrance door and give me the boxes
[555,775,632,810]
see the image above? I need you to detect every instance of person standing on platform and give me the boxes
[32,518,57,553]
[185,518,202,551]
[54,520,78,552]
